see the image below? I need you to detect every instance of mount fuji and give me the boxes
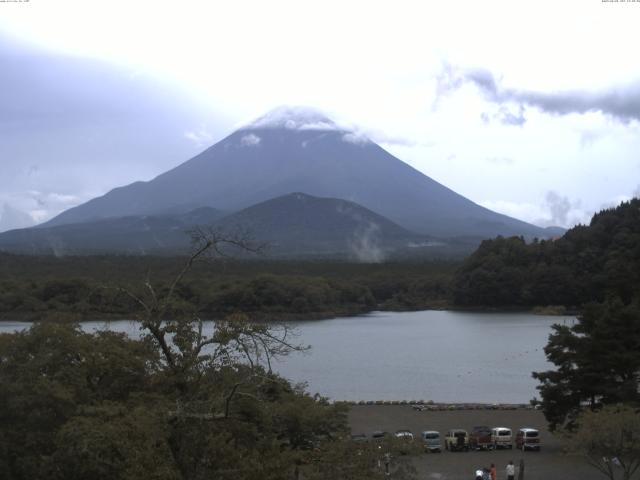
[42,106,549,239]
[0,106,558,256]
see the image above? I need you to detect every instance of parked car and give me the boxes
[394,430,414,441]
[371,430,389,442]
[394,430,414,455]
[445,429,469,451]
[421,430,442,452]
[350,433,368,443]
[515,428,541,451]
[469,426,493,450]
[491,427,512,449]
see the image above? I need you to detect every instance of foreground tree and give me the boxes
[533,296,640,430]
[0,229,417,480]
[566,405,640,480]
[0,323,160,479]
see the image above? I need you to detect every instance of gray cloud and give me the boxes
[545,191,572,226]
[480,105,526,127]
[348,222,384,263]
[0,34,229,224]
[496,104,527,126]
[436,62,640,125]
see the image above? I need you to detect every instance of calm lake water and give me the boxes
[0,310,574,403]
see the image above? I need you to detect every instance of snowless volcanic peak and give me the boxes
[38,104,553,240]
[242,105,340,131]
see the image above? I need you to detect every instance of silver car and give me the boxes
[421,430,441,452]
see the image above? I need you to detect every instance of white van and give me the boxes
[491,427,512,449]
[516,428,541,451]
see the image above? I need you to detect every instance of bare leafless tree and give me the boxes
[117,227,307,415]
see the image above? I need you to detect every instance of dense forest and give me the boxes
[0,233,420,479]
[0,255,454,321]
[2,199,639,321]
[452,199,640,308]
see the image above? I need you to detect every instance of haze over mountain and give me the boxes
[0,193,457,259]
[0,204,36,233]
[42,107,555,240]
[0,207,225,256]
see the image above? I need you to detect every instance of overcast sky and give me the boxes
[1,0,639,232]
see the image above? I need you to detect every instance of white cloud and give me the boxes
[341,132,369,146]
[0,203,36,233]
[485,156,515,165]
[480,191,591,228]
[578,130,604,149]
[243,106,340,131]
[46,192,80,205]
[297,121,337,131]
[30,209,50,223]
[480,199,547,225]
[184,125,214,147]
[599,192,640,210]
[0,191,85,227]
[240,133,261,147]
[363,129,422,147]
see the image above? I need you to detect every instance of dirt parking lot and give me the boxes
[348,405,602,480]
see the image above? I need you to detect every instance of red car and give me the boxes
[469,426,493,450]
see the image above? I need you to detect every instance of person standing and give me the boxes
[490,463,497,480]
[518,458,525,480]
[506,460,516,480]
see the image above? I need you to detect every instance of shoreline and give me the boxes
[0,304,578,323]
[337,401,534,409]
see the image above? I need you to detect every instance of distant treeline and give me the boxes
[3,199,638,320]
[452,199,640,308]
[0,256,455,321]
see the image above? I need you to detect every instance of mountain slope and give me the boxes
[216,192,426,260]
[43,107,551,239]
[0,193,440,258]
[0,193,444,258]
[0,207,224,255]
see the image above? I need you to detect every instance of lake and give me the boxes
[0,310,573,403]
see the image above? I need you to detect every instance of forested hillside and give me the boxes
[452,199,640,307]
[0,256,453,321]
